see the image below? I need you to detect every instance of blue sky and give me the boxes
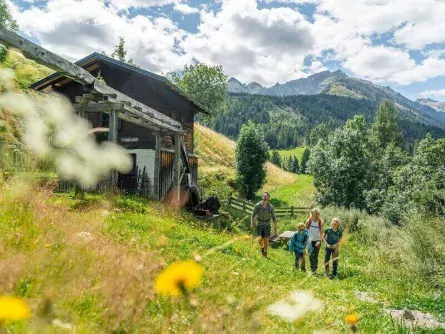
[8,0,445,102]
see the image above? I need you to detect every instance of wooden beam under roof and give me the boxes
[0,27,182,133]
[73,100,176,133]
[0,28,95,85]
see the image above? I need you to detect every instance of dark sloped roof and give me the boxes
[31,52,209,114]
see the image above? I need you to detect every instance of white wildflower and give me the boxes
[52,318,73,330]
[0,70,133,188]
[0,68,15,90]
[267,290,323,323]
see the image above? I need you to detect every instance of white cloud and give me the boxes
[14,0,191,74]
[173,3,199,14]
[342,46,414,82]
[182,0,315,85]
[263,0,321,3]
[308,0,445,85]
[9,0,445,90]
[108,0,179,11]
[420,89,445,99]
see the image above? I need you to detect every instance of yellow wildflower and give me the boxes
[154,260,203,297]
[345,313,358,325]
[0,296,31,323]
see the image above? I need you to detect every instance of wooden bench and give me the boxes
[269,230,295,246]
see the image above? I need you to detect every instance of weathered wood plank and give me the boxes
[74,101,123,112]
[117,112,161,132]
[0,27,95,85]
[154,133,161,200]
[94,81,182,132]
[173,133,181,204]
[180,139,190,173]
[108,109,118,189]
[82,93,105,102]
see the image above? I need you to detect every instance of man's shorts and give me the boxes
[257,223,271,238]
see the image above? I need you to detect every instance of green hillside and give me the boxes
[204,93,445,150]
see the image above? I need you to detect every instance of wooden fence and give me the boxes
[227,197,310,218]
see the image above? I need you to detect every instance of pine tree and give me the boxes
[235,121,269,199]
[292,155,300,173]
[300,148,310,174]
[270,150,281,167]
[371,100,404,150]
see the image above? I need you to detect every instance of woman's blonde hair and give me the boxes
[310,207,320,216]
[331,217,341,225]
[297,222,305,229]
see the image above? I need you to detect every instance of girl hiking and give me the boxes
[289,222,309,272]
[305,208,323,274]
[322,217,343,278]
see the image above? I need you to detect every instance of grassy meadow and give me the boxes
[276,146,307,162]
[1,182,444,333]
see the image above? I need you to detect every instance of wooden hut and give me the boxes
[0,28,208,204]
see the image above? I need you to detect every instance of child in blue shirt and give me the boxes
[289,222,310,272]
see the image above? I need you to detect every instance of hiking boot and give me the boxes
[261,248,265,256]
[263,250,268,258]
[324,272,329,278]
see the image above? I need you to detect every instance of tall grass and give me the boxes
[2,186,444,332]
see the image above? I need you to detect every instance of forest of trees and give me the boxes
[202,93,445,150]
[309,100,445,224]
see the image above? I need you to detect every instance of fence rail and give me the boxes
[227,196,310,218]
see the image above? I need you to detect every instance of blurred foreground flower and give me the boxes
[346,313,358,332]
[345,314,358,325]
[0,69,132,188]
[154,260,203,297]
[0,296,30,325]
[267,290,322,322]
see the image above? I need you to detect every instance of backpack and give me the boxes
[293,230,308,245]
[306,218,322,231]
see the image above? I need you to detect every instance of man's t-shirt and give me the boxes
[252,202,276,225]
[324,228,343,245]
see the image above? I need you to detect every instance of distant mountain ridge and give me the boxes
[228,71,445,128]
[416,98,445,112]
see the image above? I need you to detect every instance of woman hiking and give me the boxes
[305,208,323,274]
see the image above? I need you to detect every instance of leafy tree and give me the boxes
[382,135,445,223]
[370,100,404,150]
[300,148,310,174]
[309,116,372,209]
[0,0,18,31]
[270,150,281,167]
[235,121,269,199]
[0,0,18,62]
[168,63,228,116]
[310,123,329,147]
[102,37,139,67]
[365,143,409,215]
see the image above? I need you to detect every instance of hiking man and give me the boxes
[251,192,277,257]
[305,208,323,274]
